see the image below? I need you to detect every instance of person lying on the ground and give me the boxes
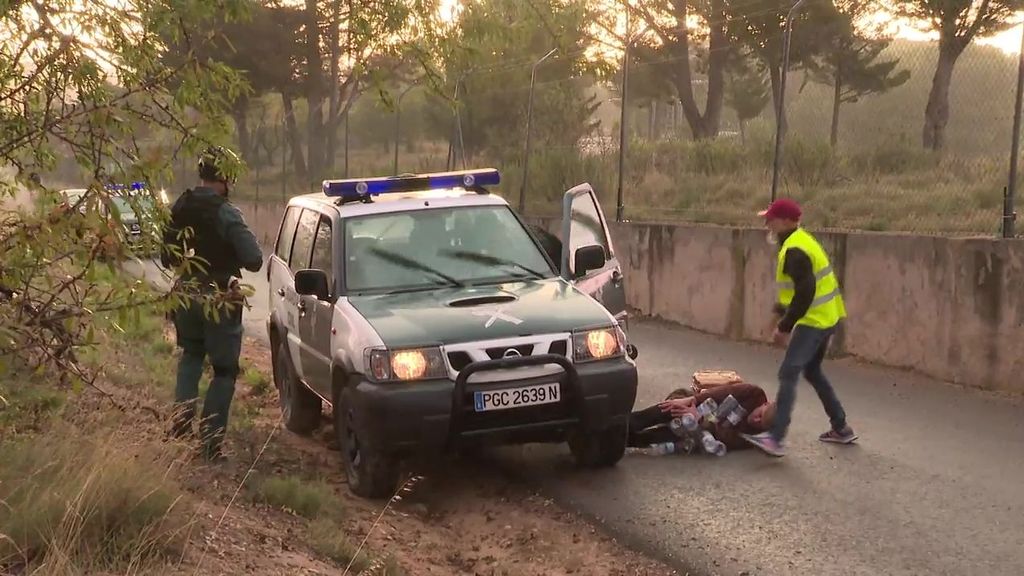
[628,382,776,450]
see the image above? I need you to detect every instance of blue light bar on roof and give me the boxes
[105,182,147,192]
[322,169,501,201]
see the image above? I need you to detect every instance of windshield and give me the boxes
[110,193,155,219]
[344,205,556,294]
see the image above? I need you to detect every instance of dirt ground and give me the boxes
[167,336,680,576]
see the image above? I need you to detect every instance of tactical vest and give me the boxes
[775,227,846,330]
[163,189,239,286]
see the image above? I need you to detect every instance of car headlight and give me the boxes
[572,326,627,363]
[366,347,447,382]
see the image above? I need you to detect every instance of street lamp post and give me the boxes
[616,7,632,223]
[519,48,558,214]
[1004,20,1024,238]
[393,84,416,175]
[770,0,808,203]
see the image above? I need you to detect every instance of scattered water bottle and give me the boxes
[647,442,678,456]
[716,395,740,421]
[727,405,748,426]
[701,431,727,456]
[669,413,699,437]
[678,436,697,454]
[697,398,719,422]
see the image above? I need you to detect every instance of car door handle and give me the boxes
[297,299,308,317]
[277,287,285,297]
[612,270,623,286]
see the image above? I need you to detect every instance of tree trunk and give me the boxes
[666,0,727,140]
[325,0,343,174]
[232,102,253,162]
[922,43,961,152]
[739,118,747,146]
[282,94,308,183]
[830,66,842,149]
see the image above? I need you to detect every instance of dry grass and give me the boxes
[254,476,337,520]
[0,425,194,575]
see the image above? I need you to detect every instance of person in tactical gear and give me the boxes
[161,145,263,461]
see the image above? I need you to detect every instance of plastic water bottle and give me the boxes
[647,442,678,456]
[678,436,697,454]
[701,431,727,456]
[727,405,748,426]
[697,398,719,422]
[669,413,699,437]
[716,395,740,421]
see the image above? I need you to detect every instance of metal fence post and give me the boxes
[770,0,808,203]
[1005,21,1024,238]
[519,48,557,214]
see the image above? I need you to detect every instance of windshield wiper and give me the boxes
[368,247,463,288]
[442,249,548,280]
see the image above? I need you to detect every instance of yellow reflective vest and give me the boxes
[775,228,846,330]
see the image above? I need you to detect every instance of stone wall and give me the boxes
[530,217,1024,394]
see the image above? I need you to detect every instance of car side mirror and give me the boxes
[573,244,606,277]
[295,269,330,301]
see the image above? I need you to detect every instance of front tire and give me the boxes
[333,386,399,499]
[273,340,321,435]
[568,425,627,468]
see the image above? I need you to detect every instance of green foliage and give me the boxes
[1,0,250,384]
[255,476,338,520]
[427,0,604,157]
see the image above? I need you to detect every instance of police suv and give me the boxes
[267,169,638,498]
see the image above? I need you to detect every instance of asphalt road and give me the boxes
[133,256,1024,576]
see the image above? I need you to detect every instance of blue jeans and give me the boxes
[770,324,848,442]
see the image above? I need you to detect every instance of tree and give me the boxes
[431,0,603,158]
[804,1,910,149]
[725,56,772,144]
[1,0,247,386]
[605,0,731,140]
[728,0,844,137]
[892,0,1024,150]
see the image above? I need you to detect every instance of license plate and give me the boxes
[473,383,561,412]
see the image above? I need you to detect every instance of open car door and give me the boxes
[560,183,629,331]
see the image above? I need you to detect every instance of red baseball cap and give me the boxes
[758,198,802,221]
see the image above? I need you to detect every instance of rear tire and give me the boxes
[333,386,399,499]
[568,425,627,468]
[273,340,321,435]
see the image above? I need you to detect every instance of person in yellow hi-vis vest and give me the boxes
[741,199,857,457]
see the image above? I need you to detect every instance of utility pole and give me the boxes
[770,0,808,203]
[1004,20,1024,238]
[519,48,557,214]
[616,6,632,223]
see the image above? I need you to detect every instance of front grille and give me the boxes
[549,340,567,357]
[485,343,534,360]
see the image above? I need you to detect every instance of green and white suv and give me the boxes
[266,169,638,498]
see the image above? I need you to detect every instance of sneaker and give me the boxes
[741,431,786,457]
[819,426,858,444]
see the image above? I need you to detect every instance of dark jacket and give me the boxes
[161,187,263,288]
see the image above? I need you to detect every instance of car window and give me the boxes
[276,206,300,264]
[568,192,609,274]
[290,209,319,271]
[309,216,334,293]
[344,205,555,294]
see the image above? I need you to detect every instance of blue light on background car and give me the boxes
[322,169,501,201]
[105,182,147,191]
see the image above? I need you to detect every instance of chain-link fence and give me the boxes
[216,34,1022,239]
